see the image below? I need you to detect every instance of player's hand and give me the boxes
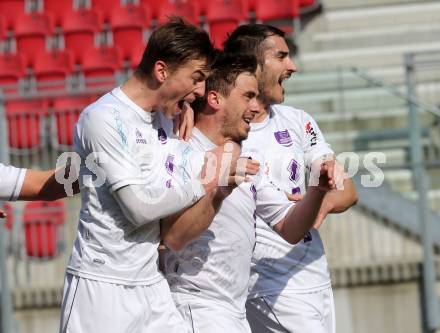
[285,192,304,202]
[0,209,6,219]
[173,101,194,141]
[201,141,258,194]
[317,161,337,192]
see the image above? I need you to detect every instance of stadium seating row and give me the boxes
[5,96,94,149]
[4,201,65,259]
[0,0,319,52]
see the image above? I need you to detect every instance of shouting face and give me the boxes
[158,59,209,119]
[258,35,296,105]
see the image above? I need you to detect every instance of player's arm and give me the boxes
[18,169,80,201]
[0,164,78,203]
[260,162,335,245]
[160,157,260,251]
[314,176,357,229]
[160,188,228,251]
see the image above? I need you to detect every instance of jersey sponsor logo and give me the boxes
[135,128,147,144]
[165,154,175,175]
[305,121,317,147]
[274,130,293,147]
[158,128,167,144]
[287,159,299,182]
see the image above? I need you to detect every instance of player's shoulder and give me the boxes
[271,104,318,122]
[270,104,307,124]
[78,92,127,128]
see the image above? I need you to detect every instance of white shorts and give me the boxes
[59,273,190,333]
[173,293,251,333]
[246,286,335,333]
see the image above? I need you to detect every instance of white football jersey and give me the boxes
[68,87,205,286]
[0,163,26,201]
[163,128,294,316]
[242,104,334,297]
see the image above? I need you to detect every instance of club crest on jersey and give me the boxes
[274,130,293,147]
[165,154,175,175]
[305,121,317,147]
[158,128,167,144]
[135,129,147,144]
[166,179,172,188]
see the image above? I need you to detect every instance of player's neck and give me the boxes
[251,100,270,123]
[195,119,231,146]
[121,75,158,113]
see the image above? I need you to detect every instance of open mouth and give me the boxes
[278,73,292,88]
[176,100,189,114]
[243,114,254,127]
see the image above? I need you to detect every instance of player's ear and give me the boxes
[206,91,222,111]
[153,61,168,83]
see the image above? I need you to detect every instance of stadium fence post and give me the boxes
[405,52,440,333]
[0,99,13,333]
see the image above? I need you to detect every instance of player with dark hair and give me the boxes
[160,52,337,333]
[56,18,248,333]
[224,24,358,333]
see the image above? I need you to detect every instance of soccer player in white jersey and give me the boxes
[224,25,358,333]
[57,19,248,333]
[160,53,338,333]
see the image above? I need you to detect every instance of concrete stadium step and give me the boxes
[313,108,409,132]
[320,207,423,267]
[321,2,440,31]
[323,0,432,10]
[297,41,440,70]
[284,67,440,95]
[284,82,440,113]
[404,188,440,213]
[308,24,440,52]
[323,129,433,153]
[335,147,408,166]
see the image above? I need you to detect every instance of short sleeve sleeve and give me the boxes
[301,111,334,167]
[0,164,26,201]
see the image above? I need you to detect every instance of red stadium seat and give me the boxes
[34,50,73,93]
[82,46,121,89]
[111,4,150,61]
[156,0,201,25]
[206,0,247,47]
[0,0,25,29]
[62,9,101,64]
[23,201,65,258]
[0,16,6,40]
[0,53,25,95]
[129,42,146,69]
[15,12,53,67]
[255,0,300,21]
[52,95,92,147]
[91,0,122,22]
[44,0,75,26]
[5,99,48,150]
[300,0,316,7]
